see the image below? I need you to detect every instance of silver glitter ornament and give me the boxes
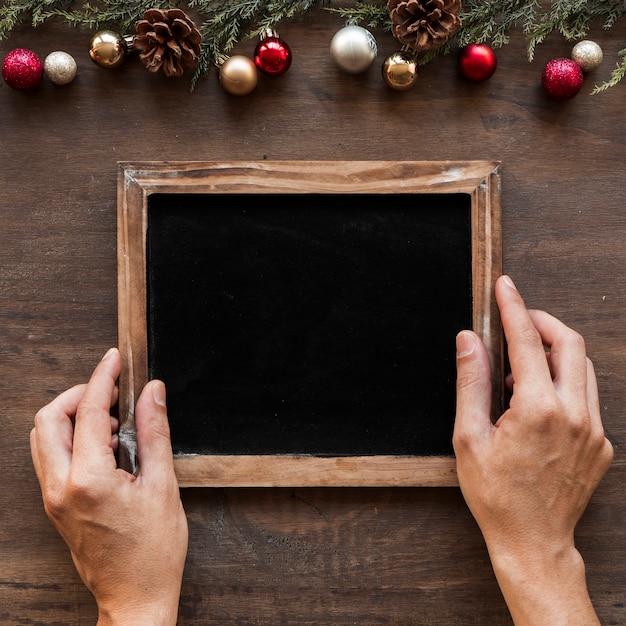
[571,40,603,73]
[44,51,77,85]
[330,25,377,74]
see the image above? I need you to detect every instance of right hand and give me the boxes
[453,275,613,625]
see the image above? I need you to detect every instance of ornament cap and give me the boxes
[215,53,230,69]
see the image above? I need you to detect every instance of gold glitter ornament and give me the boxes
[44,51,77,85]
[571,40,603,72]
[89,30,132,68]
[382,50,419,90]
[217,55,258,96]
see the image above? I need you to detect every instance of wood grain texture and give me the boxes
[2,9,626,624]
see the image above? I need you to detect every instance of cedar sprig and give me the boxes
[1,0,626,92]
[326,2,389,30]
[591,47,626,94]
[188,0,325,90]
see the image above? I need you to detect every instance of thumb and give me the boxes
[134,380,177,480]
[453,330,493,452]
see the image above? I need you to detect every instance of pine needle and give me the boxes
[1,0,625,93]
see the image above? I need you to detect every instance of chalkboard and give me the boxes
[117,161,503,486]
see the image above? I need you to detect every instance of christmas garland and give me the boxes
[1,0,625,94]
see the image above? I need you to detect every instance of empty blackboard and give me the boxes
[117,161,503,486]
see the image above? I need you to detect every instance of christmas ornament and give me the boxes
[254,29,292,76]
[43,51,77,85]
[134,8,201,77]
[542,58,584,100]
[458,43,497,83]
[89,30,132,68]
[2,48,43,92]
[571,40,603,73]
[382,50,419,90]
[387,0,462,53]
[330,25,377,74]
[218,55,258,95]
[1,0,626,94]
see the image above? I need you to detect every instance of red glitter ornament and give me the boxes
[2,48,43,92]
[254,31,292,76]
[458,43,497,83]
[542,58,583,100]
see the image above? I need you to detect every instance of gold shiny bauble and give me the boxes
[218,55,258,96]
[330,25,377,74]
[89,30,129,69]
[382,51,419,91]
[571,40,603,73]
[44,51,77,85]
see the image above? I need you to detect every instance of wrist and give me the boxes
[488,544,599,626]
[96,600,179,626]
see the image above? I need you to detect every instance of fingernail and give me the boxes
[101,347,117,361]
[501,275,517,290]
[152,380,167,407]
[456,331,477,358]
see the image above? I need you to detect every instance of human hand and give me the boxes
[30,348,188,626]
[453,275,613,625]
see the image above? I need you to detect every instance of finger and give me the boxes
[585,358,603,434]
[506,350,553,391]
[110,416,120,435]
[72,348,122,470]
[527,308,587,405]
[495,276,553,397]
[135,380,177,482]
[31,384,87,489]
[453,330,493,452]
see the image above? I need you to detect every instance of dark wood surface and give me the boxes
[1,10,625,625]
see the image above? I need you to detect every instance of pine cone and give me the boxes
[387,0,462,53]
[133,8,202,77]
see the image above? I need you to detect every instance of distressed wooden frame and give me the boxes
[117,160,503,487]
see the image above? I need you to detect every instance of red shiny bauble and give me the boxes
[458,43,497,83]
[541,58,583,100]
[2,48,43,91]
[254,35,292,76]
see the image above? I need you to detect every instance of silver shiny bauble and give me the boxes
[330,25,377,74]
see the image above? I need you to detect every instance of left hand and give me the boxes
[30,348,188,626]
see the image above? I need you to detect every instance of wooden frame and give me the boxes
[117,160,502,487]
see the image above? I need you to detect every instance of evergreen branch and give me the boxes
[0,0,74,39]
[325,2,389,30]
[591,48,626,94]
[2,0,626,93]
[190,0,325,91]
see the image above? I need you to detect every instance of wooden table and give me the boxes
[2,10,625,624]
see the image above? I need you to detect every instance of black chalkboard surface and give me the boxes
[117,161,502,486]
[147,193,472,457]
